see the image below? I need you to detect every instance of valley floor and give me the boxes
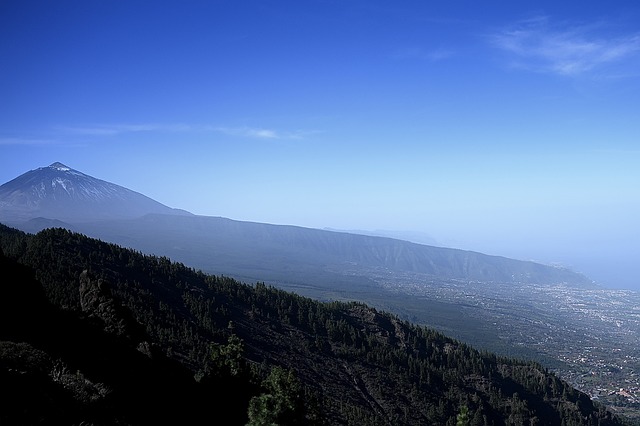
[346,267,640,422]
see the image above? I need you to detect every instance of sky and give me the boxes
[1,1,639,289]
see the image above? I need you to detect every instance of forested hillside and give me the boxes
[0,225,628,425]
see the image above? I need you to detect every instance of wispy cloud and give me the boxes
[215,126,315,140]
[490,16,640,76]
[392,47,454,62]
[0,137,56,146]
[57,123,192,136]
[52,123,317,141]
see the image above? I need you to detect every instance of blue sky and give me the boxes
[1,1,640,289]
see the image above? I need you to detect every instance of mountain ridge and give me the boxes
[0,162,594,290]
[76,212,593,286]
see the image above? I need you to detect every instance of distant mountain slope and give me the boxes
[0,163,592,290]
[74,213,594,288]
[0,225,626,425]
[0,162,190,223]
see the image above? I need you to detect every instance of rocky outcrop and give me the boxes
[80,270,151,345]
[79,270,129,337]
[79,270,158,360]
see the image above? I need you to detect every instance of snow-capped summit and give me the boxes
[0,162,191,224]
[49,162,71,171]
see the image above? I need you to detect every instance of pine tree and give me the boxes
[457,405,470,426]
[246,366,305,426]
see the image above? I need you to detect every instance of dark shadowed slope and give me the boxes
[0,225,627,426]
